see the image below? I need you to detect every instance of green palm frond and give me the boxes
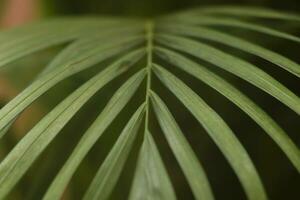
[0,6,299,200]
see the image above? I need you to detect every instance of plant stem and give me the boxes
[144,20,154,133]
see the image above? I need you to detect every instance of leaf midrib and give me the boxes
[144,21,154,134]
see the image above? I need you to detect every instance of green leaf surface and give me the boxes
[83,104,145,200]
[40,26,143,75]
[161,16,300,43]
[155,47,300,172]
[0,39,144,139]
[129,131,177,200]
[158,24,300,77]
[151,91,214,200]
[0,18,142,70]
[0,8,299,199]
[43,69,146,200]
[153,64,267,200]
[156,34,300,115]
[0,51,143,199]
[198,6,300,21]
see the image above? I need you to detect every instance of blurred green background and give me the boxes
[44,0,300,16]
[0,0,299,200]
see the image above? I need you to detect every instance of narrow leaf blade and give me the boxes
[153,64,267,200]
[151,91,214,200]
[83,104,145,200]
[0,38,144,138]
[129,131,177,200]
[198,6,300,21]
[0,50,143,199]
[159,25,300,77]
[155,47,300,172]
[43,69,146,200]
[161,16,300,43]
[156,34,300,115]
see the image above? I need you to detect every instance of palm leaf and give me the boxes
[154,47,300,171]
[129,131,177,200]
[0,50,144,199]
[157,25,300,77]
[155,34,300,114]
[0,36,143,138]
[162,15,300,42]
[196,6,300,21]
[0,18,142,69]
[151,91,214,200]
[43,69,146,200]
[0,6,299,200]
[153,64,267,200]
[83,104,145,200]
